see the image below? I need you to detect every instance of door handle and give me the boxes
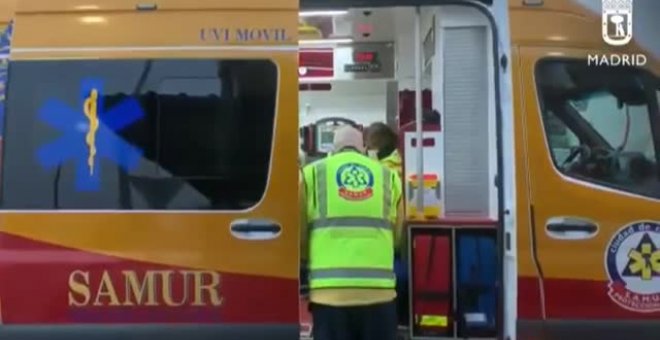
[545,217,598,240]
[230,219,282,240]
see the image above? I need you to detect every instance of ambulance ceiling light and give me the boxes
[299,38,353,45]
[73,5,100,10]
[299,10,349,17]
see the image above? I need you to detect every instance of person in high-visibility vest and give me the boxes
[365,122,408,327]
[365,122,403,179]
[299,125,404,340]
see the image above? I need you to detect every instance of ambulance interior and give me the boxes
[298,6,500,339]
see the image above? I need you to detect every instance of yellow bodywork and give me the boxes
[3,0,300,280]
[510,0,660,283]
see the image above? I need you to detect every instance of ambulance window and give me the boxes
[1,59,277,210]
[536,59,660,199]
[543,110,580,165]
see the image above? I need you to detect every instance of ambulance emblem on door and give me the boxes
[605,221,660,313]
[601,0,634,46]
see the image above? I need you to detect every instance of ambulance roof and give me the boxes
[16,0,297,13]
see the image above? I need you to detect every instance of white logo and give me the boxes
[605,222,660,313]
[602,0,633,46]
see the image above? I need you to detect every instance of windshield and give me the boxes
[536,60,660,199]
[567,92,655,157]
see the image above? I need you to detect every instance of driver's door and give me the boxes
[520,46,660,333]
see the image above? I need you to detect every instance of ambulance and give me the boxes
[0,0,657,340]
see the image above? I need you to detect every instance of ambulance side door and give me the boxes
[520,46,660,338]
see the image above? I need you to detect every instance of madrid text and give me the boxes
[588,54,647,67]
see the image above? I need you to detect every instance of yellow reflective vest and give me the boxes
[302,151,401,289]
[380,149,403,182]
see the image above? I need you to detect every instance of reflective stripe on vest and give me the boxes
[309,268,396,281]
[311,217,391,229]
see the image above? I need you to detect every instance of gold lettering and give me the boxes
[191,271,223,306]
[93,271,121,306]
[158,270,188,307]
[68,270,91,306]
[123,270,158,306]
[68,269,224,307]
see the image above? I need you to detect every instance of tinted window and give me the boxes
[1,59,277,210]
[536,59,660,199]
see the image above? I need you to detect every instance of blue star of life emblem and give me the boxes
[36,78,144,191]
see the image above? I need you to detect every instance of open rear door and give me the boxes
[298,0,515,339]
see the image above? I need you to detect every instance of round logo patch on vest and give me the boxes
[335,163,374,201]
[605,221,660,313]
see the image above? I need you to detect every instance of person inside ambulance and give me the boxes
[365,122,403,178]
[299,125,404,340]
[364,122,409,326]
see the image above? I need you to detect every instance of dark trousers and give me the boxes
[396,280,409,325]
[311,300,398,340]
[394,256,409,326]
